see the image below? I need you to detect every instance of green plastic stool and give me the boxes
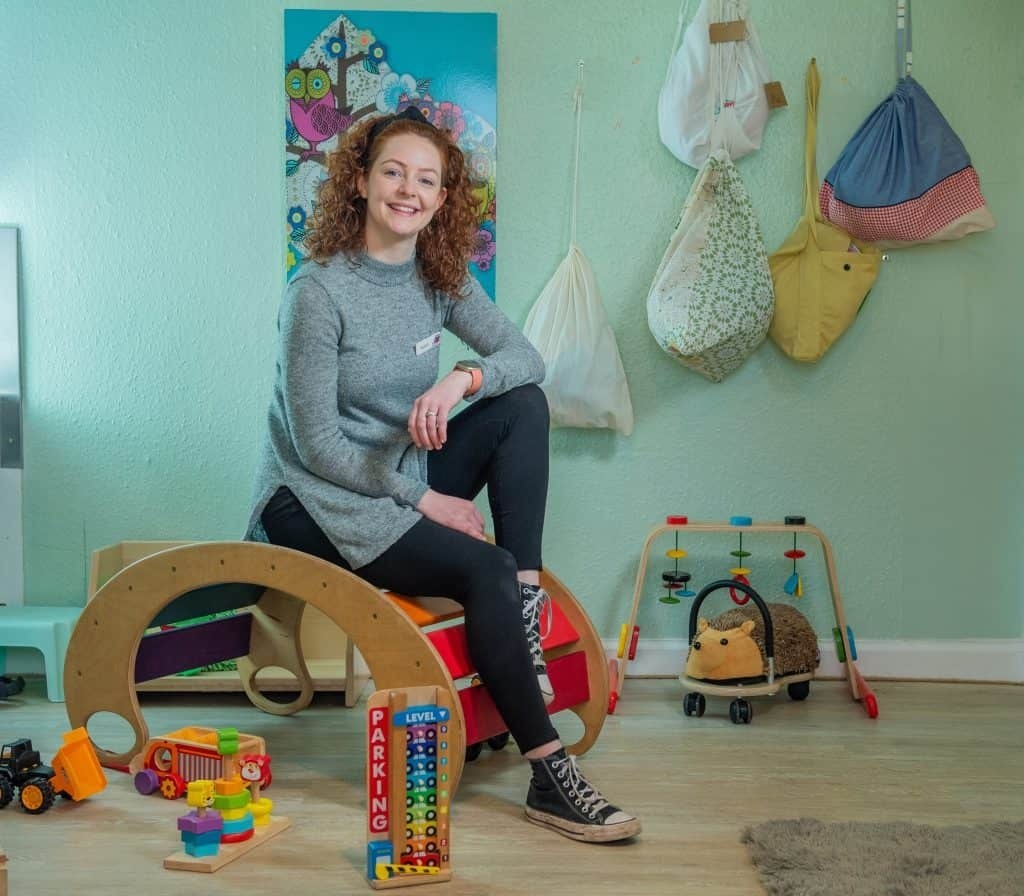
[0,606,82,702]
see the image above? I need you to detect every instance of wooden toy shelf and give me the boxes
[613,519,877,718]
[88,541,364,703]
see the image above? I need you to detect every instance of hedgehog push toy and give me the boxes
[681,579,820,724]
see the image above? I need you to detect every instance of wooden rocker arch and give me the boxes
[64,541,608,793]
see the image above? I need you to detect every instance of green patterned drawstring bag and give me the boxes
[647,147,774,382]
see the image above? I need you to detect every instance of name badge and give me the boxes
[415,331,441,356]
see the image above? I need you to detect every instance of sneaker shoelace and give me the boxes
[550,754,610,817]
[522,587,553,665]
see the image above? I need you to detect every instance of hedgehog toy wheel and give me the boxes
[683,692,706,717]
[787,680,811,701]
[729,699,753,724]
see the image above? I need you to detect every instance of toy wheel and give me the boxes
[134,769,161,795]
[20,777,56,814]
[0,775,13,808]
[729,699,753,725]
[832,627,846,662]
[787,681,811,701]
[683,692,706,717]
[864,693,879,719]
[159,773,186,800]
[464,742,484,762]
[487,732,511,751]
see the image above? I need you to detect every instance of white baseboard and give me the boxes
[7,640,1019,685]
[604,638,1024,684]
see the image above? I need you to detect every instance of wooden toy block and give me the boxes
[128,726,266,799]
[178,811,223,835]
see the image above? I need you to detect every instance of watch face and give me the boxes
[457,361,481,372]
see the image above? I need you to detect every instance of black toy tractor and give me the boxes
[0,738,57,814]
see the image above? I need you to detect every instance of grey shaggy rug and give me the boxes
[742,818,1024,896]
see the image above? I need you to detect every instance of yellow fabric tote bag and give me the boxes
[768,59,880,362]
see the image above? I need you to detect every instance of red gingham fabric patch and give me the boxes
[820,167,987,243]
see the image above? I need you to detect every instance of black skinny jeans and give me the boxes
[260,384,558,753]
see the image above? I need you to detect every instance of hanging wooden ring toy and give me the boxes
[660,530,694,603]
[728,516,753,604]
[782,515,806,596]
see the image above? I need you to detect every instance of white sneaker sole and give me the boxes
[525,807,641,843]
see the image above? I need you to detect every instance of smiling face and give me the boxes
[358,132,448,262]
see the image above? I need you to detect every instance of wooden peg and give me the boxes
[709,20,746,43]
[764,81,788,109]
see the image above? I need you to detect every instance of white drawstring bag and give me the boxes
[658,0,774,169]
[524,65,634,435]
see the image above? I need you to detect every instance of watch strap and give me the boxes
[455,362,483,396]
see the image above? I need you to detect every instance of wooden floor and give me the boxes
[1,676,1021,895]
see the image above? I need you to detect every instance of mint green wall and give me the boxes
[2,1,1020,641]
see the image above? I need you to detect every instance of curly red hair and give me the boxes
[304,116,479,298]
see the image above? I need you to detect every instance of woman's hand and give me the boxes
[416,488,486,540]
[407,370,473,450]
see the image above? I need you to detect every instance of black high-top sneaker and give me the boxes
[519,582,554,705]
[526,749,641,843]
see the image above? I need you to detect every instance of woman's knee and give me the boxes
[504,383,550,429]
[461,546,519,608]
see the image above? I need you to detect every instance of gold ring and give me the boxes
[424,411,437,417]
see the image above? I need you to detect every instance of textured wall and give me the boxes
[1,0,1020,641]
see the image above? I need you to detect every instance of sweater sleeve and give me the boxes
[279,275,428,508]
[444,275,545,402]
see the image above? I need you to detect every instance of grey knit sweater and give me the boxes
[246,251,545,568]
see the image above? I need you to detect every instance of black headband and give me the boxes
[361,106,433,167]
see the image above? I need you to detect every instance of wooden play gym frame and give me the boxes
[611,518,877,718]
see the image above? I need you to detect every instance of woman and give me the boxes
[247,107,640,843]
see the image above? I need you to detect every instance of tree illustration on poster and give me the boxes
[284,10,498,300]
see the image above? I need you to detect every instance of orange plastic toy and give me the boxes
[0,728,106,814]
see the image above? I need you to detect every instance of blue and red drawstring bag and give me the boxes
[819,0,994,247]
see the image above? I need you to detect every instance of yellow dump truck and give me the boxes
[0,728,107,814]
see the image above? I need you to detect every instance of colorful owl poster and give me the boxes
[284,10,498,299]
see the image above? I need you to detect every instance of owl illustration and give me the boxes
[286,65,351,159]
